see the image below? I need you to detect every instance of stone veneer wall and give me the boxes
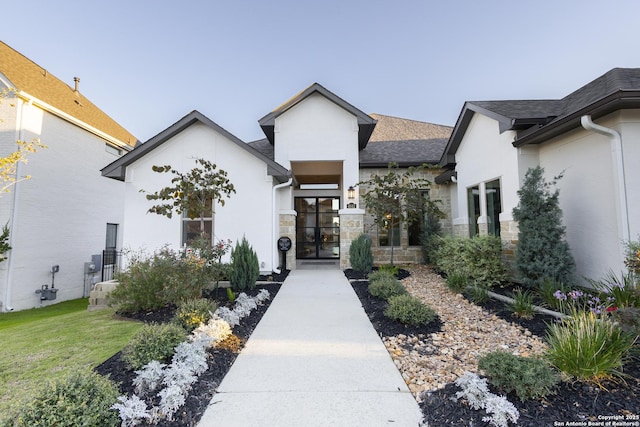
[278,213,297,270]
[358,167,452,266]
[339,210,365,269]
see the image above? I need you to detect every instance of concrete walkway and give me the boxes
[198,269,423,427]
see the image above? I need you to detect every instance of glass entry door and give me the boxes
[295,197,340,259]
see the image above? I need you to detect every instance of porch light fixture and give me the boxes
[347,186,356,208]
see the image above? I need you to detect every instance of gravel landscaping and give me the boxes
[348,265,640,426]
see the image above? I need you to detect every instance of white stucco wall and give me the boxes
[539,111,640,282]
[122,122,275,270]
[452,113,520,231]
[0,99,126,311]
[273,93,360,204]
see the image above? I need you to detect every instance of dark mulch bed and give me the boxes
[347,268,640,426]
[95,282,283,427]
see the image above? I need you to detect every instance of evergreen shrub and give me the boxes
[512,166,575,288]
[229,237,260,291]
[367,269,396,284]
[12,370,120,427]
[478,351,559,401]
[349,234,373,274]
[122,323,187,370]
[384,294,437,326]
[368,276,407,300]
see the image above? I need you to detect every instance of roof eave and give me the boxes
[513,90,640,147]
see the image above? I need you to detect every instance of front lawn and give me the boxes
[0,299,143,419]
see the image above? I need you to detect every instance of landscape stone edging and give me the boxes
[486,290,569,319]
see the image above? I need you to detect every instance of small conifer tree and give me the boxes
[349,234,373,274]
[512,166,575,288]
[229,237,260,291]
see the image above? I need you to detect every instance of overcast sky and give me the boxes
[4,0,640,143]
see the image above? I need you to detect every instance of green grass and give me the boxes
[0,299,143,418]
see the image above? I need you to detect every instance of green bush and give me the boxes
[12,370,120,427]
[478,351,560,401]
[367,269,396,284]
[122,323,187,370]
[368,276,407,300]
[229,237,260,291]
[349,234,373,274]
[589,270,640,309]
[433,235,506,288]
[445,271,469,293]
[509,288,536,319]
[512,166,576,288]
[545,310,635,384]
[173,298,217,331]
[110,247,211,313]
[110,249,175,312]
[378,264,400,278]
[384,294,437,326]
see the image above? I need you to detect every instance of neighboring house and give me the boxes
[437,68,640,284]
[103,84,452,272]
[0,41,137,311]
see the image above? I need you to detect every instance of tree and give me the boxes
[358,163,441,265]
[512,166,575,288]
[1,88,46,195]
[142,158,236,237]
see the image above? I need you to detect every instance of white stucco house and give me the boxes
[0,41,137,311]
[436,68,640,284]
[102,84,453,273]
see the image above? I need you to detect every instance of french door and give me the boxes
[295,197,340,259]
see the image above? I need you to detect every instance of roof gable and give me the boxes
[440,68,640,166]
[102,110,290,182]
[258,83,377,149]
[0,41,137,147]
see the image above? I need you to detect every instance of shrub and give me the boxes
[111,247,212,313]
[368,275,407,300]
[508,288,536,320]
[349,234,373,274]
[512,166,575,288]
[229,237,260,291]
[173,298,217,331]
[385,294,437,326]
[624,237,640,278]
[111,248,175,312]
[13,370,120,427]
[122,323,187,370]
[446,271,469,293]
[378,264,400,277]
[367,268,396,284]
[434,235,506,288]
[545,309,636,384]
[420,202,444,265]
[478,351,559,401]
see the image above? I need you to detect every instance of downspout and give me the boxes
[272,177,293,273]
[580,115,630,243]
[4,98,29,311]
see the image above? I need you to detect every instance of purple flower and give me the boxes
[553,290,567,300]
[568,290,584,300]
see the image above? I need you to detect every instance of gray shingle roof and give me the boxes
[440,67,640,167]
[248,113,453,167]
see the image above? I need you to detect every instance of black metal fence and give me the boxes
[102,249,122,281]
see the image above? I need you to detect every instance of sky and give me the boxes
[4,0,640,144]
